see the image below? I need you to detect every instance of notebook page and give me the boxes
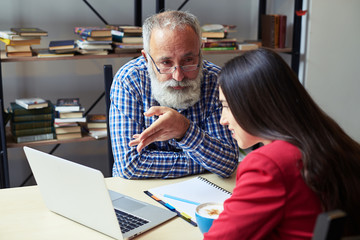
[147,176,231,223]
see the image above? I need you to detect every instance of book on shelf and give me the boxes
[15,98,48,109]
[36,49,75,58]
[238,43,259,51]
[55,98,81,112]
[56,108,84,119]
[86,114,107,128]
[5,44,32,53]
[145,176,231,224]
[48,40,76,51]
[76,49,109,55]
[88,129,107,139]
[56,132,82,140]
[111,30,143,44]
[54,116,86,123]
[278,15,287,48]
[55,125,81,134]
[202,40,237,48]
[202,47,237,51]
[201,24,226,39]
[0,37,41,46]
[13,132,55,143]
[0,30,39,40]
[76,40,112,50]
[261,14,287,49]
[81,36,112,41]
[10,27,48,37]
[11,126,54,137]
[74,26,112,37]
[108,25,142,34]
[11,120,53,130]
[9,101,54,116]
[12,113,54,122]
[77,39,112,45]
[6,51,33,57]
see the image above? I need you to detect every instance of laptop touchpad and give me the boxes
[113,197,147,212]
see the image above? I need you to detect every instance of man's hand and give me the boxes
[129,106,190,152]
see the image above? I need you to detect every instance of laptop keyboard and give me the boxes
[115,209,149,233]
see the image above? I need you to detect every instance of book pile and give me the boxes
[201,24,238,51]
[37,40,77,58]
[261,14,287,48]
[0,28,48,57]
[74,26,112,55]
[86,114,107,139]
[8,99,55,143]
[54,98,85,140]
[110,26,143,53]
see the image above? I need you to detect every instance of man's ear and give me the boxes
[141,50,147,62]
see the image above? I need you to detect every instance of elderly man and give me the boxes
[109,10,239,179]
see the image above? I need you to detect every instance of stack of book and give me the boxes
[74,26,112,55]
[37,40,77,58]
[9,98,55,143]
[54,98,85,140]
[110,26,143,53]
[0,27,47,57]
[86,114,107,139]
[261,14,287,48]
[201,24,238,51]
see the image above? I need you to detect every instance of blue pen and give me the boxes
[163,194,200,205]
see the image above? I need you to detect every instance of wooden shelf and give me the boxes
[5,127,103,148]
[1,47,293,62]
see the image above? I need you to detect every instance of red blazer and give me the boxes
[204,140,322,240]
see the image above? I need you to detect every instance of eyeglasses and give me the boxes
[147,52,200,74]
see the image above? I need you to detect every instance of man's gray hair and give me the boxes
[142,10,202,53]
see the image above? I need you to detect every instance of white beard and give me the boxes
[148,61,202,110]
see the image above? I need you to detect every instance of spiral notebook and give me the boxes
[146,176,231,223]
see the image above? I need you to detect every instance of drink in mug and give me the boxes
[195,202,223,234]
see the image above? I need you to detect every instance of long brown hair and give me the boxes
[219,48,360,234]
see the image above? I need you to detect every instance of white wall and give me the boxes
[305,0,360,141]
[0,0,258,187]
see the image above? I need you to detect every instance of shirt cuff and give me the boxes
[177,122,204,150]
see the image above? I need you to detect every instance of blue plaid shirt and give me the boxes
[109,56,239,179]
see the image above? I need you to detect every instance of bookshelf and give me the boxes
[0,0,303,188]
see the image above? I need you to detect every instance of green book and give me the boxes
[12,113,54,122]
[11,126,55,137]
[9,101,54,116]
[10,120,53,130]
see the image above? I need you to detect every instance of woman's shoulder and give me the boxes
[241,140,302,175]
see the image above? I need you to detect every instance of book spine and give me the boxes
[14,133,55,143]
[12,113,54,122]
[10,120,53,130]
[202,47,237,51]
[279,15,287,48]
[11,127,54,137]
[202,42,237,48]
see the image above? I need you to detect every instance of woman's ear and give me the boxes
[141,50,147,62]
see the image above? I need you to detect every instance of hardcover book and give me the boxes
[11,126,54,137]
[49,40,76,51]
[14,133,55,143]
[0,37,41,46]
[12,113,54,123]
[15,98,48,110]
[10,27,48,37]
[56,132,82,140]
[11,120,53,130]
[55,98,81,112]
[9,101,54,116]
[74,27,112,37]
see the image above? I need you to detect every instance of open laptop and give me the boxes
[23,146,176,240]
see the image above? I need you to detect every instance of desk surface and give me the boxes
[0,173,236,240]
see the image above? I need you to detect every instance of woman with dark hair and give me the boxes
[204,48,360,239]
